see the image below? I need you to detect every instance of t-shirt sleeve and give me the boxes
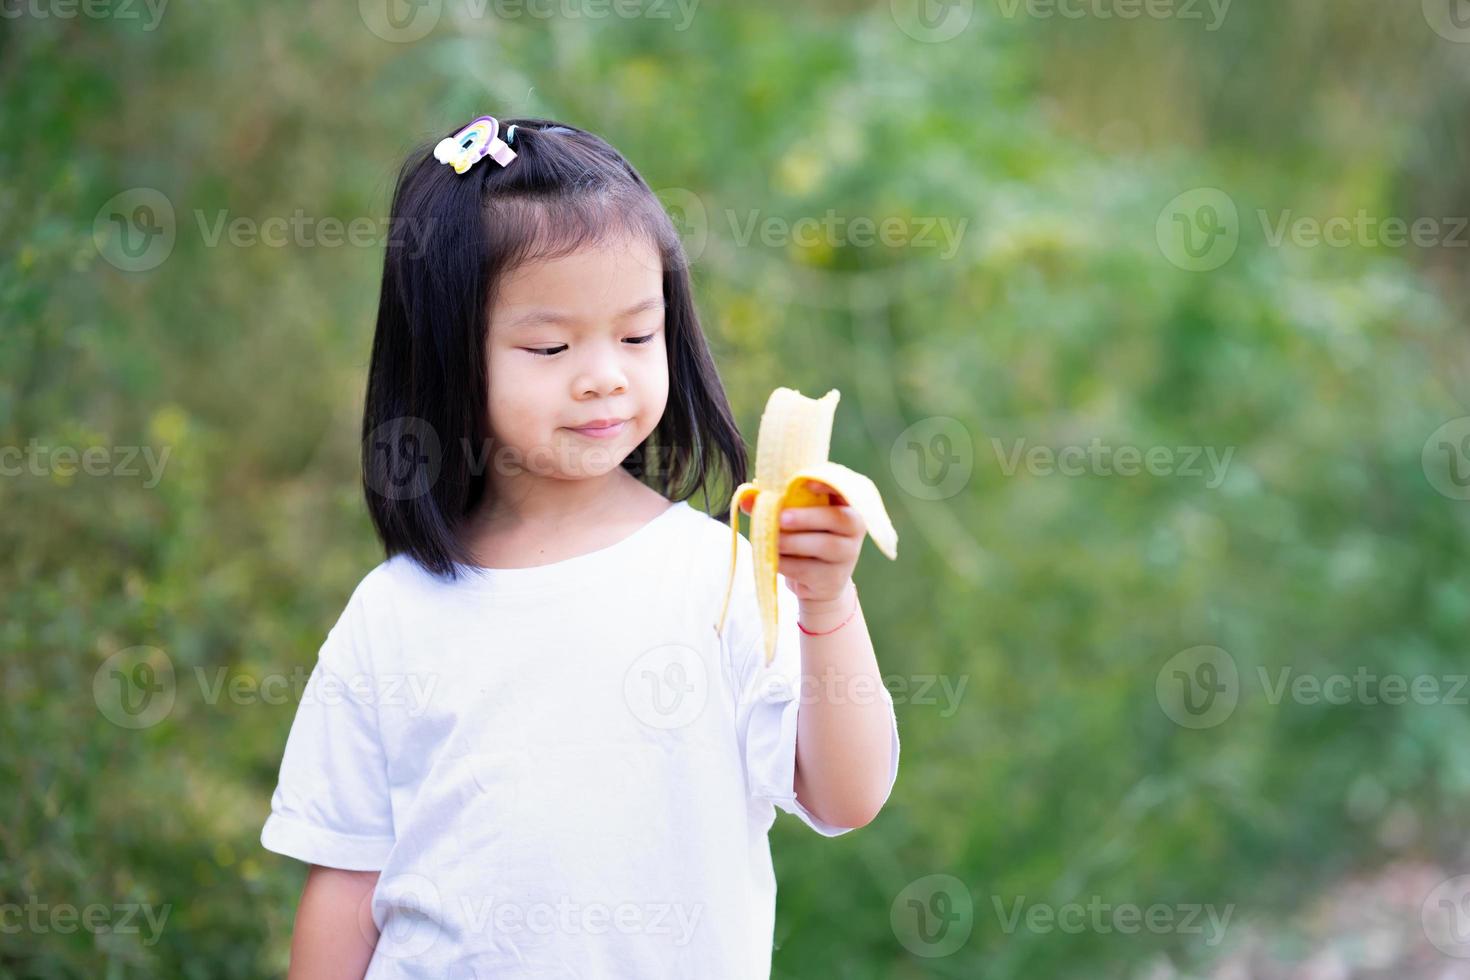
[259,585,396,870]
[725,536,901,837]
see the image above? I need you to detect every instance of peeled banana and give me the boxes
[715,387,899,667]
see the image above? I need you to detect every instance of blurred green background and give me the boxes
[4,0,1470,976]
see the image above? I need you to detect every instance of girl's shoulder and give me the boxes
[336,552,451,624]
[358,551,435,597]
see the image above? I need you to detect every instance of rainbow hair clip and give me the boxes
[433,115,517,175]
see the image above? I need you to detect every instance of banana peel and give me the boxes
[715,387,899,667]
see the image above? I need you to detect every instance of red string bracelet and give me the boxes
[797,586,858,636]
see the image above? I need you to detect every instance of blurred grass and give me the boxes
[3,1,1469,977]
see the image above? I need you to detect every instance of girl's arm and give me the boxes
[287,864,381,980]
[769,487,900,829]
[792,580,896,829]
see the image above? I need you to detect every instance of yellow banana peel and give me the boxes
[715,387,899,667]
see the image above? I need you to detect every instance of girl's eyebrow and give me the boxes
[503,296,666,331]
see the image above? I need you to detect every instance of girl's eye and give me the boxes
[524,334,656,357]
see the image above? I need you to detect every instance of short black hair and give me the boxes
[361,117,747,578]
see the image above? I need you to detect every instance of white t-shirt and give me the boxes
[260,498,901,979]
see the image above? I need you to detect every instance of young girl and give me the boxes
[259,114,900,979]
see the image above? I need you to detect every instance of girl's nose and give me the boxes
[576,349,630,398]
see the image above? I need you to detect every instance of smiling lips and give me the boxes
[567,418,627,438]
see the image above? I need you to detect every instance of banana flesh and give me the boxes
[715,387,899,666]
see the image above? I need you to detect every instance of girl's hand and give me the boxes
[742,480,865,604]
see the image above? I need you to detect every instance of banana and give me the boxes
[714,387,899,667]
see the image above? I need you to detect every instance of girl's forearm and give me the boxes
[288,865,381,980]
[791,582,896,829]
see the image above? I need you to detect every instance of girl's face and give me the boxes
[483,233,669,490]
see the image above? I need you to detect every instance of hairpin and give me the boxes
[433,115,517,175]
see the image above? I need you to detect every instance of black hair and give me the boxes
[360,117,748,579]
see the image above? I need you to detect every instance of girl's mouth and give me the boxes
[566,420,627,439]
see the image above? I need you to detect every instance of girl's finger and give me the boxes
[777,554,830,579]
[781,505,858,533]
[779,531,848,561]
